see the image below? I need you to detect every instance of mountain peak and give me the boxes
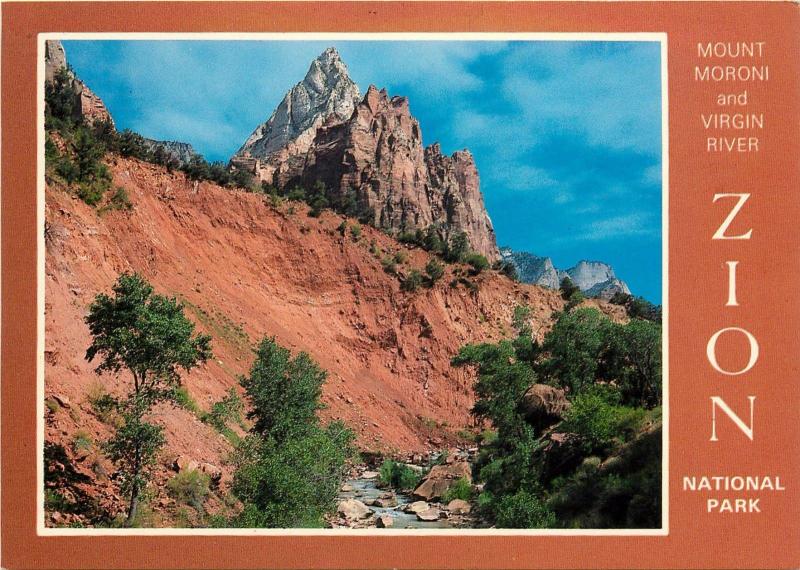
[235,47,361,160]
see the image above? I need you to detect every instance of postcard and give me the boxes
[1,2,798,568]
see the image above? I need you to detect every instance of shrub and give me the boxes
[401,269,424,292]
[381,256,397,275]
[561,386,646,454]
[425,258,445,283]
[173,386,201,415]
[286,186,306,202]
[393,250,408,264]
[205,388,244,431]
[442,477,473,502]
[107,186,133,211]
[464,253,490,274]
[337,221,347,236]
[167,469,210,510]
[349,223,362,241]
[45,398,60,414]
[494,260,518,280]
[72,430,93,453]
[378,460,422,491]
[494,491,556,528]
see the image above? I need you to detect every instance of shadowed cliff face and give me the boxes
[234,49,500,262]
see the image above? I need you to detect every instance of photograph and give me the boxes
[41,36,663,531]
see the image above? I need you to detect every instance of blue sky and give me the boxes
[63,40,662,303]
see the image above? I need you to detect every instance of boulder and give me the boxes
[340,483,354,492]
[199,462,222,484]
[403,501,430,514]
[373,493,397,508]
[416,507,440,522]
[337,499,372,520]
[447,499,472,515]
[173,455,199,473]
[361,471,380,479]
[520,384,570,430]
[375,514,394,528]
[412,462,472,501]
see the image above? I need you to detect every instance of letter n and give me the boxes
[710,396,756,441]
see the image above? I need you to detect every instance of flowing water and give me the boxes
[337,477,454,529]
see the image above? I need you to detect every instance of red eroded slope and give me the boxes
[45,156,622,467]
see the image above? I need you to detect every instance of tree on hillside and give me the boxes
[232,337,355,527]
[85,273,212,525]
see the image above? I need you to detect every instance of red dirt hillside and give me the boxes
[45,155,624,467]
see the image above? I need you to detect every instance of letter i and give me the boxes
[726,261,739,306]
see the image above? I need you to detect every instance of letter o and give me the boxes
[706,327,759,375]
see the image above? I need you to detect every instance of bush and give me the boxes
[286,186,306,202]
[561,387,647,454]
[464,253,490,274]
[401,269,424,292]
[349,223,362,241]
[443,232,469,262]
[381,256,397,275]
[393,250,408,264]
[205,388,244,431]
[442,477,473,502]
[72,430,93,453]
[167,469,210,510]
[494,491,556,528]
[425,258,445,283]
[173,386,201,415]
[378,460,421,491]
[107,186,133,211]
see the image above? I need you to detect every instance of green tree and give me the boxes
[85,273,212,525]
[232,337,355,527]
[559,276,580,301]
[608,319,662,407]
[241,338,325,443]
[44,67,77,130]
[537,308,613,396]
[444,231,470,262]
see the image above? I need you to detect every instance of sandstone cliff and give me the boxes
[233,48,499,262]
[45,40,115,129]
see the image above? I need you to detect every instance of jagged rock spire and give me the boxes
[235,47,361,160]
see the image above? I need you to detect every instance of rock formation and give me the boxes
[45,40,115,129]
[233,47,361,182]
[233,48,499,262]
[520,384,570,431]
[500,248,631,300]
[142,138,196,165]
[562,260,631,300]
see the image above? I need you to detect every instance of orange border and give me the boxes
[3,2,800,569]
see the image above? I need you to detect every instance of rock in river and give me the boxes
[416,507,440,522]
[337,499,372,520]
